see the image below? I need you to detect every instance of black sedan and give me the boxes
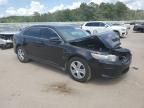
[133,23,144,32]
[13,25,132,82]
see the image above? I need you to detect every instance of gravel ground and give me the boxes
[0,28,144,108]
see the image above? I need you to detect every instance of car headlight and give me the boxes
[91,53,118,62]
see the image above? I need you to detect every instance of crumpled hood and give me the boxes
[96,31,121,49]
[70,31,121,51]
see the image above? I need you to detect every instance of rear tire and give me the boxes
[16,46,29,63]
[67,57,92,82]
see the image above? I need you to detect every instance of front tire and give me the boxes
[16,46,29,63]
[67,57,92,82]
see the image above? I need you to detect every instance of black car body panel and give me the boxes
[133,23,144,32]
[14,25,132,78]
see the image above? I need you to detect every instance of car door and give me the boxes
[85,22,99,31]
[96,22,107,33]
[85,22,103,34]
[22,27,43,58]
[39,27,64,66]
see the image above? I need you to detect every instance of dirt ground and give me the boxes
[0,27,144,108]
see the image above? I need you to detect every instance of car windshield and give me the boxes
[97,31,121,49]
[57,27,90,41]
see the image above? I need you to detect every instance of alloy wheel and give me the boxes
[17,48,25,61]
[70,61,86,79]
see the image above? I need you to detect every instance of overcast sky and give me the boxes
[0,0,143,17]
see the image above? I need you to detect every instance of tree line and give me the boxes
[0,2,144,23]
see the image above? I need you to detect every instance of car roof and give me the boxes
[83,21,107,25]
[29,24,76,29]
[85,21,106,23]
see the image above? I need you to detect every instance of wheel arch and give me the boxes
[15,43,25,54]
[65,54,89,71]
[15,44,21,53]
[68,54,88,61]
[66,54,92,82]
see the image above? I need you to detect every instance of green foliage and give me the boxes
[0,2,144,23]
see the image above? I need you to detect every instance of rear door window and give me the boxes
[23,27,40,37]
[85,22,100,27]
[99,22,105,27]
[85,23,93,26]
[93,22,100,26]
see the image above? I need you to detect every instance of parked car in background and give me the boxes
[14,25,132,82]
[113,23,131,30]
[0,25,20,49]
[69,24,81,29]
[82,21,128,38]
[133,23,144,32]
